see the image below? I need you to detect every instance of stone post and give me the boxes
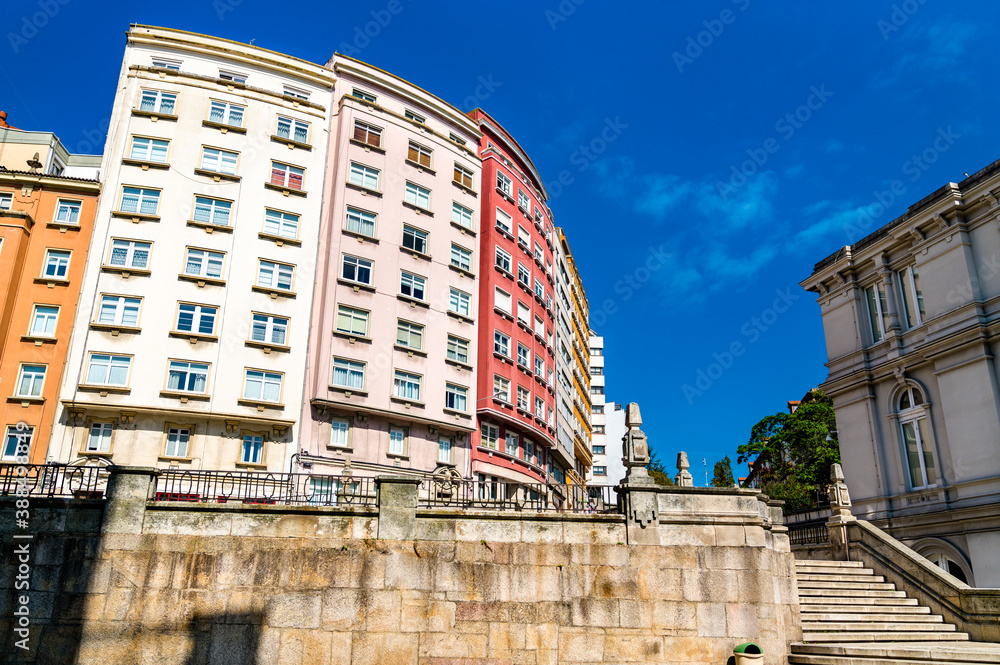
[376,476,421,541]
[101,466,159,536]
[825,463,855,561]
[673,452,693,487]
[619,403,660,544]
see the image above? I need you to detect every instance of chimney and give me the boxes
[0,111,8,128]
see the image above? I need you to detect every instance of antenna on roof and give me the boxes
[249,38,256,47]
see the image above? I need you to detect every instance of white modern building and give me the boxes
[586,332,626,486]
[50,26,335,472]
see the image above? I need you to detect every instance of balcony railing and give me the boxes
[0,464,110,499]
[418,478,618,514]
[153,469,377,507]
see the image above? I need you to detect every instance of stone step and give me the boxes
[791,642,1000,664]
[800,603,929,614]
[801,632,969,643]
[795,559,866,568]
[798,573,885,583]
[797,566,875,576]
[802,622,956,633]
[800,588,907,598]
[799,596,919,606]
[798,580,898,591]
[802,612,943,623]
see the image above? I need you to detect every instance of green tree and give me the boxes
[711,455,735,487]
[737,389,840,509]
[647,447,674,487]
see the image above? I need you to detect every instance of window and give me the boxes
[496,208,512,234]
[263,209,299,239]
[402,226,428,254]
[393,370,421,401]
[164,428,189,458]
[517,301,530,326]
[405,109,426,124]
[151,57,181,70]
[897,265,926,330]
[388,427,406,456]
[98,295,141,327]
[329,418,350,449]
[449,288,471,317]
[87,423,113,453]
[399,271,426,300]
[283,85,309,101]
[54,199,82,225]
[495,247,512,273]
[534,242,544,263]
[43,250,70,279]
[518,190,529,210]
[494,330,510,357]
[251,313,288,345]
[449,132,466,145]
[593,444,605,454]
[898,386,936,489]
[218,70,247,84]
[184,248,224,279]
[535,278,544,299]
[535,355,544,377]
[438,436,453,463]
[208,101,245,128]
[517,386,530,410]
[200,147,239,175]
[454,164,474,189]
[494,287,511,314]
[119,187,159,215]
[493,375,510,403]
[353,121,382,148]
[30,305,58,336]
[345,207,376,238]
[447,335,469,365]
[244,370,282,403]
[593,405,604,414]
[108,239,150,270]
[534,315,544,337]
[352,89,376,103]
[497,171,512,196]
[591,366,603,376]
[535,396,545,419]
[524,439,535,464]
[517,343,529,368]
[591,385,604,395]
[396,320,423,350]
[176,303,217,335]
[192,196,232,227]
[270,162,304,190]
[505,432,519,456]
[404,182,430,209]
[407,141,432,168]
[518,225,530,249]
[129,136,169,163]
[4,426,33,461]
[590,347,603,357]
[138,89,176,114]
[257,260,294,291]
[593,466,607,476]
[481,423,499,449]
[85,353,131,386]
[445,384,467,412]
[349,162,380,190]
[0,193,11,209]
[16,364,46,397]
[241,434,264,465]
[865,283,890,343]
[452,202,473,229]
[167,360,209,394]
[336,306,368,337]
[451,244,472,271]
[332,358,365,390]
[517,263,530,288]
[341,255,372,285]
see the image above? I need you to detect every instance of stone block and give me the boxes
[321,588,364,631]
[521,519,564,543]
[418,631,489,659]
[362,589,402,632]
[571,598,618,627]
[144,509,232,537]
[726,603,759,639]
[455,540,511,564]
[619,599,653,628]
[469,562,511,602]
[138,629,199,665]
[653,600,697,631]
[512,563,562,602]
[384,549,432,590]
[745,525,767,547]
[455,517,523,543]
[592,565,644,599]
[568,543,629,567]
[563,519,627,544]
[141,589,183,626]
[525,621,559,650]
[265,592,321,629]
[428,600,456,632]
[715,524,747,547]
[416,516,457,541]
[181,589,228,624]
[145,551,177,589]
[682,569,738,603]
[535,601,572,625]
[207,623,260,665]
[557,628,605,662]
[658,523,716,546]
[350,548,387,589]
[512,542,572,566]
[330,632,353,665]
[696,603,728,637]
[252,549,284,587]
[604,634,664,662]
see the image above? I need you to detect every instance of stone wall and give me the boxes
[2,474,800,665]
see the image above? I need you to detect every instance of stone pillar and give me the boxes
[101,466,159,536]
[825,463,855,561]
[376,476,421,541]
[619,403,660,545]
[673,452,693,487]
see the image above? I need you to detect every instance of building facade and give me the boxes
[49,26,335,471]
[802,157,1000,586]
[0,118,101,465]
[468,109,559,486]
[299,56,483,482]
[586,333,626,486]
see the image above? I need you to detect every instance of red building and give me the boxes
[468,109,560,485]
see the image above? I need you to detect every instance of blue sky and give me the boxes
[5,0,998,483]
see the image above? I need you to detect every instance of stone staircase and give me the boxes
[789,559,1000,665]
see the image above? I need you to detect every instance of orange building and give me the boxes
[0,112,101,465]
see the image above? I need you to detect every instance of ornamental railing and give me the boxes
[787,521,830,546]
[0,464,110,499]
[153,469,377,507]
[418,478,619,514]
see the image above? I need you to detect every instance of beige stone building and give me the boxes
[801,157,1000,586]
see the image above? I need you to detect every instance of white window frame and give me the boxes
[184,247,225,279]
[243,369,283,403]
[218,70,247,84]
[388,427,407,456]
[404,182,431,210]
[329,418,350,449]
[452,202,473,229]
[517,343,530,368]
[138,89,176,114]
[341,255,373,285]
[97,294,141,327]
[481,423,499,450]
[493,375,510,403]
[54,199,82,225]
[336,305,369,337]
[263,209,299,239]
[129,136,169,163]
[445,384,467,413]
[353,120,382,148]
[402,225,428,254]
[108,239,151,270]
[164,427,190,458]
[208,100,245,127]
[449,288,471,317]
[30,305,59,337]
[250,313,288,346]
[865,283,889,343]
[84,353,131,387]
[119,186,160,215]
[497,171,512,196]
[270,161,304,190]
[399,271,426,300]
[396,320,424,350]
[494,330,510,357]
[0,193,11,210]
[897,387,937,490]
[352,89,376,103]
[332,358,366,391]
[87,423,113,453]
[496,208,512,234]
[495,247,512,273]
[200,147,239,175]
[345,207,376,238]
[16,364,46,397]
[166,360,210,394]
[175,302,217,335]
[43,250,70,279]
[393,370,422,402]
[192,196,232,227]
[276,115,309,142]
[257,260,294,291]
[494,287,511,314]
[451,244,472,272]
[349,162,380,190]
[241,434,264,465]
[897,265,925,330]
[518,189,529,210]
[447,335,469,365]
[282,85,309,101]
[438,436,453,463]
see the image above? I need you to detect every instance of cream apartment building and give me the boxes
[586,332,626,486]
[50,26,335,472]
[802,157,1000,586]
[297,55,482,481]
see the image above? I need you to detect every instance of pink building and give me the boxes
[298,56,483,481]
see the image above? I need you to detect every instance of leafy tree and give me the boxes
[737,389,840,509]
[711,455,735,487]
[647,447,674,487]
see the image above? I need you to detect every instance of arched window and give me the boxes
[927,553,968,584]
[897,386,936,489]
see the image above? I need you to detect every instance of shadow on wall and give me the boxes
[184,613,262,665]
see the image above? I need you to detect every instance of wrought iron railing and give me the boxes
[418,478,619,514]
[153,469,377,507]
[787,522,830,546]
[0,464,110,499]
